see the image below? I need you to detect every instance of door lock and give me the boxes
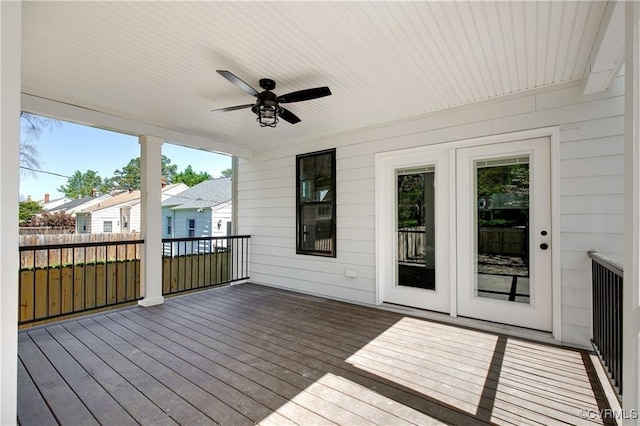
[540,243,549,250]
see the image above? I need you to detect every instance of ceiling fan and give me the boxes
[212,70,332,127]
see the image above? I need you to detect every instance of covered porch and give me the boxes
[3,1,640,423]
[19,283,613,426]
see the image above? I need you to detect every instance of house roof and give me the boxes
[49,194,111,212]
[163,178,231,210]
[21,2,618,157]
[77,183,190,213]
[77,190,141,214]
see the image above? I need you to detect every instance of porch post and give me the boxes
[231,156,238,235]
[624,1,640,418]
[0,1,21,423]
[138,135,164,307]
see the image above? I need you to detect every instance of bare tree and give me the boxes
[20,112,60,176]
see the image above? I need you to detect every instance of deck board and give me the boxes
[18,283,614,425]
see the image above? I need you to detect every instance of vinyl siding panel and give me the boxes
[90,208,121,234]
[238,75,625,347]
[129,204,141,233]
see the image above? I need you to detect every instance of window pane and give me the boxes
[299,152,333,202]
[297,149,336,257]
[300,204,333,253]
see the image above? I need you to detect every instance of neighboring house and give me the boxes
[162,178,231,253]
[37,193,71,211]
[75,183,188,234]
[47,193,112,217]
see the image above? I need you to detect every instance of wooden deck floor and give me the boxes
[18,283,613,425]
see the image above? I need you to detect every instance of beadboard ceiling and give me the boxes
[22,1,609,155]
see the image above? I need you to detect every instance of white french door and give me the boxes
[455,137,552,331]
[377,148,450,313]
[377,135,553,331]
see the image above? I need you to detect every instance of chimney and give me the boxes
[26,195,32,202]
[161,177,167,188]
[44,193,50,203]
[91,188,97,197]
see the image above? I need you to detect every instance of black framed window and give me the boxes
[296,149,336,257]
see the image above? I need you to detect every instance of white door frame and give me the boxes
[375,126,562,340]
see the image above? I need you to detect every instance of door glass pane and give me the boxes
[475,156,530,303]
[396,167,435,290]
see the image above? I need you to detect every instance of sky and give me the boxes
[20,116,231,202]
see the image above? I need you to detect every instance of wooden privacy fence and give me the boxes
[19,239,143,327]
[162,235,251,296]
[20,233,141,268]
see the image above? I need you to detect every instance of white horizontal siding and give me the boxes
[212,203,232,237]
[129,204,141,233]
[90,208,121,234]
[238,75,625,347]
[172,210,212,238]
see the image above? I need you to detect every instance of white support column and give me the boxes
[0,2,21,423]
[231,156,238,235]
[138,135,164,307]
[624,1,640,419]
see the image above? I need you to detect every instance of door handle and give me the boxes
[540,243,549,250]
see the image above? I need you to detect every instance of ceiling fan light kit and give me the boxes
[212,70,331,128]
[253,105,279,128]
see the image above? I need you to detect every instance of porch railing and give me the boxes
[588,251,623,398]
[398,227,426,263]
[162,235,250,296]
[19,239,143,326]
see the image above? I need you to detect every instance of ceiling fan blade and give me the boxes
[278,107,301,124]
[211,104,254,113]
[216,70,259,97]
[276,86,332,103]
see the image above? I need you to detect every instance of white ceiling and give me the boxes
[21,1,609,155]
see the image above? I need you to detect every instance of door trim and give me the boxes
[375,127,561,340]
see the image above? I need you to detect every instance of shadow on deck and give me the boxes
[18,283,613,425]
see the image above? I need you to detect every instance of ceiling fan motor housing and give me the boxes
[259,78,276,91]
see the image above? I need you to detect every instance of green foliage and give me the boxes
[173,165,212,187]
[58,170,112,199]
[397,174,425,228]
[110,156,178,190]
[477,164,529,197]
[19,200,43,224]
[220,168,232,178]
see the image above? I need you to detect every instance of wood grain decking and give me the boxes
[18,283,613,425]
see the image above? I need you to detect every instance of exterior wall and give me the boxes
[162,203,231,239]
[130,203,142,233]
[131,184,188,233]
[212,202,232,237]
[174,209,213,238]
[162,206,231,255]
[90,206,122,233]
[237,77,625,347]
